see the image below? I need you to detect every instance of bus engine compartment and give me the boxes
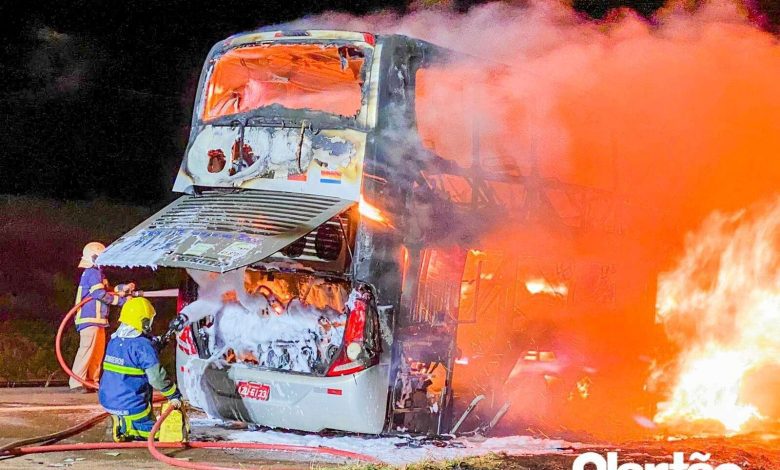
[189,268,351,376]
[176,263,389,434]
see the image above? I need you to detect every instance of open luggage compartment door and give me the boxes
[97,189,353,273]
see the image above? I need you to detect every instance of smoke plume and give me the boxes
[281,0,780,438]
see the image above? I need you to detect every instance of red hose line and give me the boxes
[48,296,384,468]
[0,412,109,453]
[147,406,241,470]
[146,407,384,469]
[7,440,384,464]
[7,441,179,454]
[7,441,387,463]
[55,297,164,401]
[191,442,384,463]
[2,408,383,466]
[55,297,98,390]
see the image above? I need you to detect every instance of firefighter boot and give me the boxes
[109,415,129,443]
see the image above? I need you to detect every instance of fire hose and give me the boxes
[54,296,101,390]
[1,293,385,468]
[0,411,109,454]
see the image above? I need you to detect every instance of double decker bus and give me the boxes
[98,29,657,437]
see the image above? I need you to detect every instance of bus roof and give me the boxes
[222,30,377,48]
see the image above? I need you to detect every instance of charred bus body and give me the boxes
[97,30,473,435]
[97,30,657,437]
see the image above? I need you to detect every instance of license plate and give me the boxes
[236,381,270,401]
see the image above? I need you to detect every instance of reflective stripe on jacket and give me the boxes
[98,334,181,416]
[74,267,126,331]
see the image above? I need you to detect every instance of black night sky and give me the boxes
[1,0,777,206]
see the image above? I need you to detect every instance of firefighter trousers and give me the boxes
[110,406,158,441]
[69,326,106,389]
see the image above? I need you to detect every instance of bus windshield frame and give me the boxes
[199,41,374,126]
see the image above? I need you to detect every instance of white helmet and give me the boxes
[78,242,106,268]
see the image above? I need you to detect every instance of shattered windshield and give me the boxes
[202,43,368,121]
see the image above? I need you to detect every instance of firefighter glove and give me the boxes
[151,335,165,352]
[169,314,189,332]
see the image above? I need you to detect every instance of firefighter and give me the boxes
[98,297,182,442]
[70,242,135,392]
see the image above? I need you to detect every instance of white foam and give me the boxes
[182,268,348,376]
[190,418,583,465]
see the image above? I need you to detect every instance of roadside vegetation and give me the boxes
[0,195,178,383]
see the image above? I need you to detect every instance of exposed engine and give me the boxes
[216,298,346,374]
[183,267,350,375]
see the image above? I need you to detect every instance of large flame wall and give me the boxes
[289,1,780,439]
[652,199,780,434]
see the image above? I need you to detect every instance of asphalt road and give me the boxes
[0,387,336,469]
[1,387,779,470]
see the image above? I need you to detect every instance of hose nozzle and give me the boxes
[152,327,179,352]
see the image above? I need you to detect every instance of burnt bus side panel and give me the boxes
[351,35,417,433]
[355,36,465,434]
[353,35,412,312]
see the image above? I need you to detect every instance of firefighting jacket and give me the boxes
[74,267,126,331]
[98,333,181,416]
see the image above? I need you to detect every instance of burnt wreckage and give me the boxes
[97,30,644,435]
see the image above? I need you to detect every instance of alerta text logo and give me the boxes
[572,451,740,470]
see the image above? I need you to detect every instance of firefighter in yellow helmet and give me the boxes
[70,242,135,392]
[98,297,182,441]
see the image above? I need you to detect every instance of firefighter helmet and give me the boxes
[78,242,106,268]
[119,297,156,334]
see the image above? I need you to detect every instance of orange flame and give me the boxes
[359,195,393,227]
[525,278,568,297]
[651,200,780,433]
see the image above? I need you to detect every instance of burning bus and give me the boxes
[96,29,657,437]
